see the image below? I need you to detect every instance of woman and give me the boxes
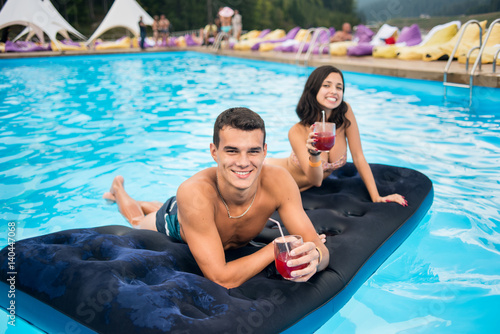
[267,65,407,206]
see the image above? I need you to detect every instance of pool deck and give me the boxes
[1,46,499,88]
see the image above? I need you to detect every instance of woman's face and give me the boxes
[315,72,343,113]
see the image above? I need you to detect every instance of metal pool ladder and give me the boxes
[443,20,484,106]
[295,27,331,66]
[210,32,229,51]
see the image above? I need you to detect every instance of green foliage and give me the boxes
[43,0,358,35]
[357,0,495,23]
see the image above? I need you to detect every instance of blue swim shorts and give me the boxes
[155,196,183,242]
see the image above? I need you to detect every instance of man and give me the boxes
[159,14,170,45]
[138,16,147,50]
[203,21,218,45]
[104,107,329,289]
[330,22,353,42]
[232,10,242,40]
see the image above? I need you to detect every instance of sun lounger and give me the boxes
[395,21,460,60]
[329,24,374,56]
[273,29,311,52]
[458,22,500,64]
[372,24,422,58]
[4,40,51,52]
[423,20,487,61]
[347,24,399,57]
[233,29,273,50]
[50,40,88,51]
[291,28,333,54]
[256,27,301,52]
[95,36,132,50]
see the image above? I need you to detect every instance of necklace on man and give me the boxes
[215,173,257,219]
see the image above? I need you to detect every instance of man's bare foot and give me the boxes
[102,175,125,202]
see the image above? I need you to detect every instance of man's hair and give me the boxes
[213,107,266,148]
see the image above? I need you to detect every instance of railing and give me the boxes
[210,32,229,51]
[470,18,500,76]
[295,28,331,66]
[443,20,482,106]
[493,47,500,73]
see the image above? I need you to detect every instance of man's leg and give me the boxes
[104,176,160,230]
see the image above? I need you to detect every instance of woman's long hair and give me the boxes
[296,65,350,129]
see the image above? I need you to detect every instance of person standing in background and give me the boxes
[152,15,160,47]
[159,14,170,45]
[232,10,242,40]
[138,16,147,50]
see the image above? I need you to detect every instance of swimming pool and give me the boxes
[0,51,499,333]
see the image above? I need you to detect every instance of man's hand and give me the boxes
[286,241,320,282]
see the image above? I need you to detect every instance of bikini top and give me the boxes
[290,151,347,173]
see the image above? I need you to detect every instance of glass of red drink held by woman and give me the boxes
[314,121,336,151]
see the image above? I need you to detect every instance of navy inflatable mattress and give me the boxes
[0,163,433,333]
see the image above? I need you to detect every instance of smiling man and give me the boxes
[104,107,329,288]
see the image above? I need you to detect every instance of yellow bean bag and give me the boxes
[329,41,356,56]
[50,41,88,51]
[175,36,187,47]
[396,21,460,60]
[423,20,487,61]
[239,30,261,40]
[372,45,400,58]
[95,37,132,50]
[0,42,4,53]
[233,29,285,51]
[458,23,500,64]
[258,28,308,52]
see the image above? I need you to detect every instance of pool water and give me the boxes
[1,52,499,333]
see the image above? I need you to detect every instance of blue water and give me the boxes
[1,51,499,333]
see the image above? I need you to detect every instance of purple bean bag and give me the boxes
[184,34,200,46]
[5,41,52,52]
[354,24,374,43]
[397,24,422,46]
[61,39,81,46]
[347,43,374,56]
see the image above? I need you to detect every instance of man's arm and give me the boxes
[272,167,330,279]
[176,179,274,289]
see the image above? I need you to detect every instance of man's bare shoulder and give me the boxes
[260,164,297,194]
[177,167,217,204]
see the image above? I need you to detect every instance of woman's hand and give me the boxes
[375,194,408,207]
[306,124,318,152]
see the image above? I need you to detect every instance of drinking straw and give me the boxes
[268,217,291,255]
[322,110,326,131]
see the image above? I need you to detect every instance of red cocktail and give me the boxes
[314,122,336,152]
[315,133,336,151]
[273,235,306,280]
[275,251,308,279]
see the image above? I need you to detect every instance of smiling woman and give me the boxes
[266,65,407,206]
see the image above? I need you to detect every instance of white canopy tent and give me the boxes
[86,0,154,45]
[0,0,85,47]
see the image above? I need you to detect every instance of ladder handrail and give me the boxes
[470,18,500,76]
[493,47,500,73]
[303,27,331,67]
[295,28,316,65]
[443,20,482,79]
[210,32,229,51]
[443,20,483,106]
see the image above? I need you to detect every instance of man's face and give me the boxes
[210,126,267,191]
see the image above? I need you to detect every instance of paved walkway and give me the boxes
[1,46,499,88]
